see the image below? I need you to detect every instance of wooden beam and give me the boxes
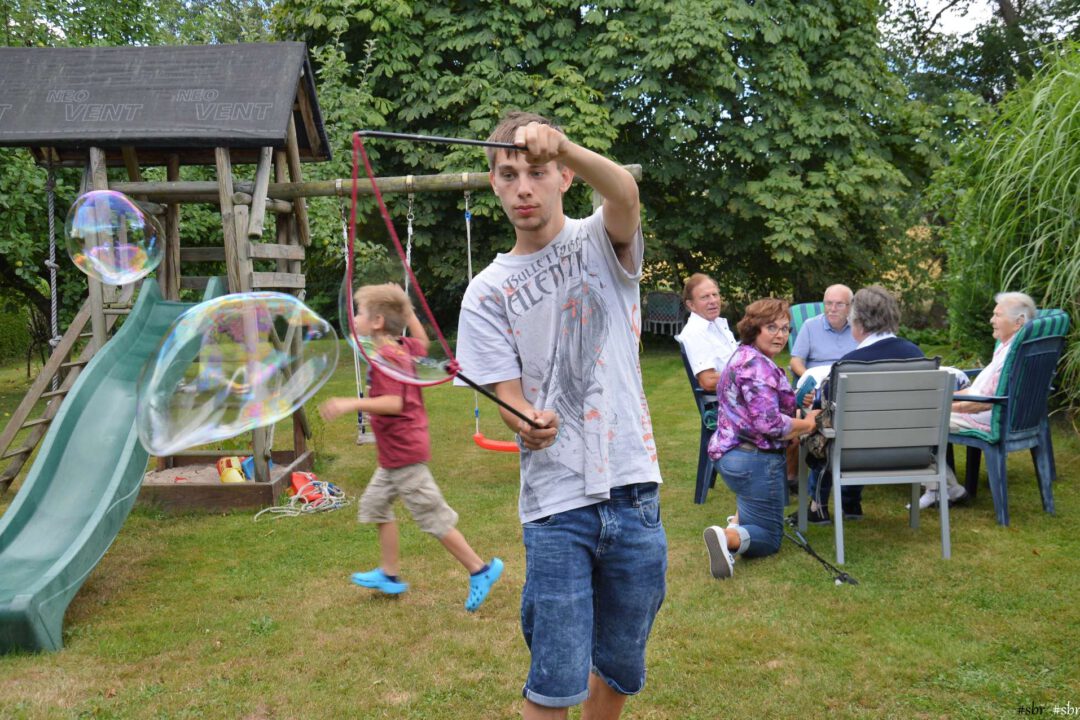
[179,247,226,263]
[214,147,244,294]
[248,243,305,261]
[285,116,312,247]
[180,276,211,290]
[233,193,292,214]
[246,147,274,239]
[294,80,323,161]
[110,164,643,201]
[86,148,109,351]
[163,154,181,301]
[250,272,305,289]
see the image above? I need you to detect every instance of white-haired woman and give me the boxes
[917,291,1037,508]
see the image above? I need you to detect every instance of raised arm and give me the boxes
[514,122,640,265]
[404,305,429,345]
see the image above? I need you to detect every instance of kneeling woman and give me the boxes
[704,298,818,579]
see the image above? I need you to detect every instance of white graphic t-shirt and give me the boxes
[456,209,662,523]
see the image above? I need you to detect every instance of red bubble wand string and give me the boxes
[348,130,540,429]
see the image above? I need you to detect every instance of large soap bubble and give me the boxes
[65,190,164,285]
[137,293,338,457]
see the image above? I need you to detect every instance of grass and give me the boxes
[1,338,1079,718]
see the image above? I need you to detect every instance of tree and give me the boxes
[882,0,1080,105]
[274,0,931,317]
[0,0,274,329]
[930,45,1080,407]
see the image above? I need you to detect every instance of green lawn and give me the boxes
[0,340,1078,718]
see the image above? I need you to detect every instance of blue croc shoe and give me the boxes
[351,568,408,595]
[466,558,504,612]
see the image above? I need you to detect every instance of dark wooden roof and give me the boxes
[0,42,330,166]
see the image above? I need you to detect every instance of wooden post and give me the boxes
[85,148,109,351]
[285,117,312,247]
[273,151,290,275]
[214,148,244,294]
[247,147,274,240]
[163,154,181,301]
[216,148,271,484]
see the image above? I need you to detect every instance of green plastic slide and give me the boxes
[0,279,227,652]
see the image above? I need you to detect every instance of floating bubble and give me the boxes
[341,240,453,386]
[137,292,338,457]
[65,190,164,285]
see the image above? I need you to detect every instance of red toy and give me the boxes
[289,472,323,503]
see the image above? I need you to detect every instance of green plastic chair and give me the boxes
[787,301,825,384]
[948,309,1070,526]
[788,301,825,355]
[678,341,718,504]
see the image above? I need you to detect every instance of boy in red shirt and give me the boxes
[319,283,503,611]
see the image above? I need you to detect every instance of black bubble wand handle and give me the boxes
[356,129,518,150]
[453,369,541,430]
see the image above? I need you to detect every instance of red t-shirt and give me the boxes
[368,336,431,469]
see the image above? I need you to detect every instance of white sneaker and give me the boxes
[725,515,738,528]
[917,490,940,510]
[704,526,735,580]
[946,485,969,504]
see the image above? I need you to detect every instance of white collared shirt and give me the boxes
[677,312,739,376]
[855,332,896,349]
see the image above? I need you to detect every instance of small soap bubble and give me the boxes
[137,293,338,457]
[65,190,163,285]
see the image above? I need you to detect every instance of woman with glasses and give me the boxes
[703,298,820,580]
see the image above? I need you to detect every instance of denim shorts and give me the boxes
[520,483,667,708]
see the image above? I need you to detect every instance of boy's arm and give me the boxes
[404,305,429,345]
[318,394,403,422]
[491,378,559,451]
[515,123,640,267]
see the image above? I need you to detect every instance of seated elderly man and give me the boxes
[676,273,738,392]
[798,286,926,523]
[790,284,859,379]
[915,291,1038,509]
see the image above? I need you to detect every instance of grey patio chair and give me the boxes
[819,365,954,564]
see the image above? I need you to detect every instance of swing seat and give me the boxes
[473,432,518,453]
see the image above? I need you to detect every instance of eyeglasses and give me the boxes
[825,301,849,309]
[764,324,791,335]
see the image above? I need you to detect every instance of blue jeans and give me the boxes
[520,483,667,708]
[717,449,786,558]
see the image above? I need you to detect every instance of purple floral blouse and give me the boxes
[707,343,796,460]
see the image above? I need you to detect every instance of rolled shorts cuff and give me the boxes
[522,685,589,709]
[592,664,646,697]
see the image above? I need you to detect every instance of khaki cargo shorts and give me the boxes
[358,463,458,538]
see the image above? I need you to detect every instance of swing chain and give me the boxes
[404,192,415,294]
[464,191,474,281]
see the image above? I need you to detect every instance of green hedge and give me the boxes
[0,310,32,362]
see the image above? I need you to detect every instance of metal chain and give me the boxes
[403,192,415,295]
[45,165,61,392]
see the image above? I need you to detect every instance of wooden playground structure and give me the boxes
[0,41,641,512]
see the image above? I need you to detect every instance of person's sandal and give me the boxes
[466,558,504,612]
